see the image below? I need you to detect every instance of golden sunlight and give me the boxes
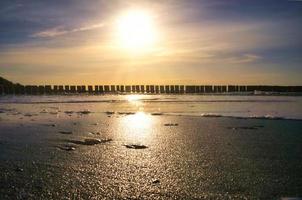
[115,10,158,52]
[126,94,142,102]
[120,112,153,142]
[127,111,151,130]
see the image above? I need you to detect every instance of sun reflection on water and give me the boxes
[125,94,145,112]
[121,111,153,143]
[126,94,142,102]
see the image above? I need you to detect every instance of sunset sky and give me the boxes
[0,0,301,85]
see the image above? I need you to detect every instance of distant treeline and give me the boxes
[1,76,302,95]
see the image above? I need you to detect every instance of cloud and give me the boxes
[1,0,301,85]
[31,23,105,38]
[225,54,262,64]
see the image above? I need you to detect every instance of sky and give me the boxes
[0,0,301,85]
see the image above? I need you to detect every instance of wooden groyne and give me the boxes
[1,84,302,95]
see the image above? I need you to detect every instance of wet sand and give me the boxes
[0,108,302,199]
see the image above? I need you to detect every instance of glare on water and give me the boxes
[120,111,153,143]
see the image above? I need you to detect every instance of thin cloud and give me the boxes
[31,23,105,38]
[226,54,262,64]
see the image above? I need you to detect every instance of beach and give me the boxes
[0,95,302,199]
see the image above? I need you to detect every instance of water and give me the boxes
[1,94,302,199]
[1,94,302,120]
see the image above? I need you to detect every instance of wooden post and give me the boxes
[38,85,45,94]
[58,85,64,93]
[191,85,196,93]
[195,86,200,93]
[88,85,93,94]
[104,85,110,93]
[150,85,155,93]
[175,85,180,93]
[120,85,124,93]
[53,85,58,94]
[214,86,219,93]
[125,85,131,93]
[155,85,159,93]
[199,86,204,93]
[227,85,234,92]
[185,85,195,93]
[65,85,70,93]
[136,85,140,93]
[69,86,76,93]
[239,85,246,92]
[221,86,227,93]
[94,85,99,93]
[218,86,222,93]
[31,86,38,95]
[160,85,165,93]
[76,86,82,93]
[204,85,212,93]
[110,85,115,93]
[45,85,52,94]
[99,85,104,93]
[140,85,145,93]
[170,85,175,93]
[180,85,184,93]
[165,85,170,93]
[214,85,222,93]
[81,85,86,93]
[146,85,150,93]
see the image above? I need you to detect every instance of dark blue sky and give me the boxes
[0,0,301,85]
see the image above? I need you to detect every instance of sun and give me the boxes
[115,10,157,52]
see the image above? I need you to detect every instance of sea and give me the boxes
[1,94,301,120]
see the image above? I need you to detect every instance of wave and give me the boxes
[200,114,301,121]
[161,112,302,121]
[97,110,300,120]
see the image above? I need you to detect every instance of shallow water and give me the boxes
[1,94,302,120]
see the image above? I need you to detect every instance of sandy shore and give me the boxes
[0,104,302,199]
